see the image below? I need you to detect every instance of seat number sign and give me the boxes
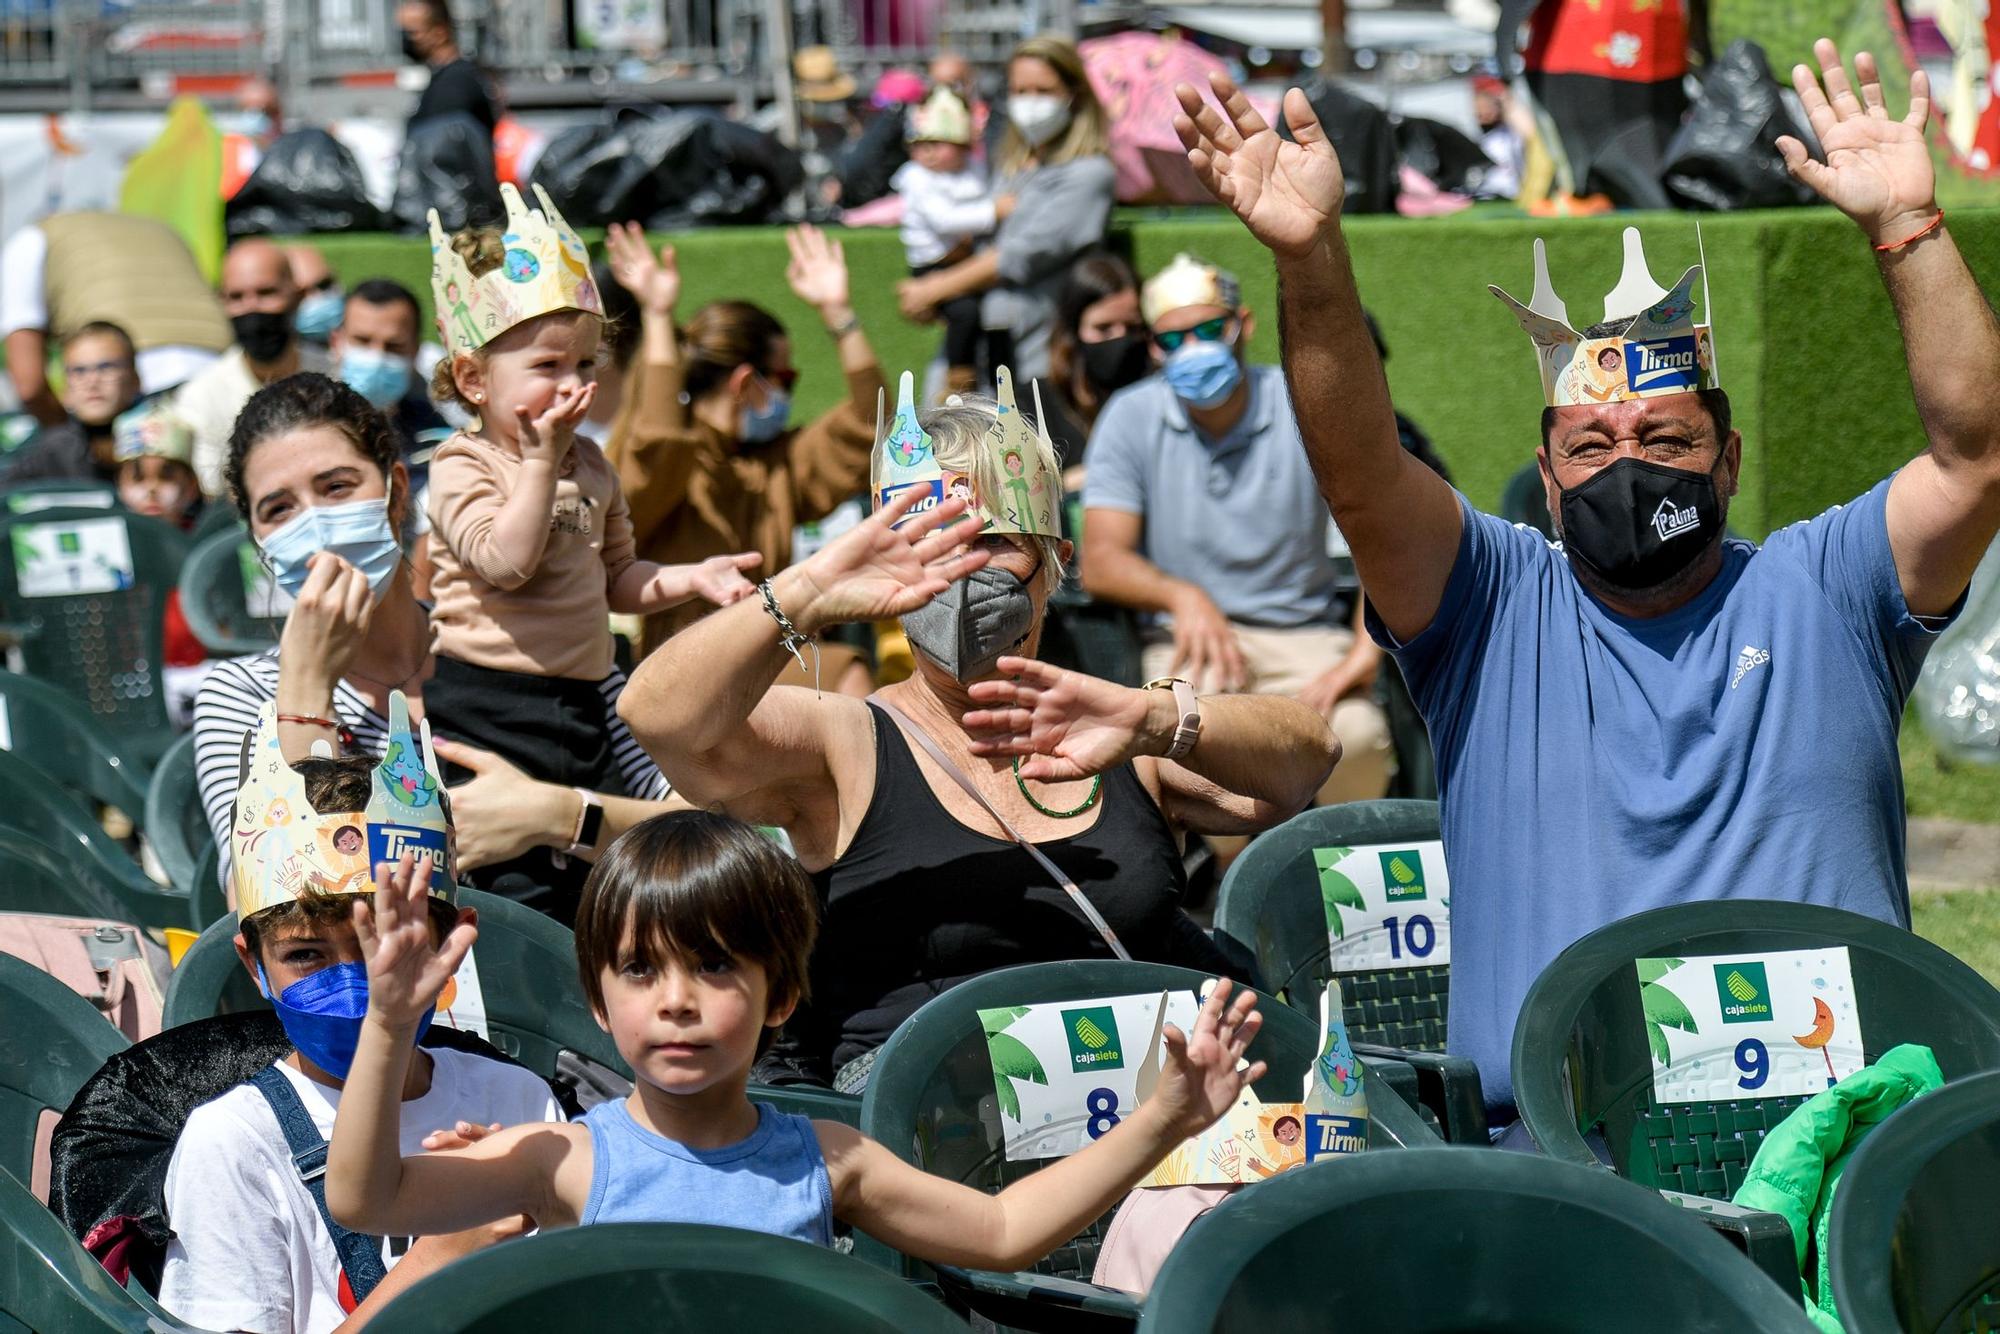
[1315,841,1452,972]
[1635,947,1865,1103]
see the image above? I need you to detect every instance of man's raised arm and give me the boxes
[1781,41,2000,617]
[1174,75,1463,642]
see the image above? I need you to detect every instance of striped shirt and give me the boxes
[193,649,669,881]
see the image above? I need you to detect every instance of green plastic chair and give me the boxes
[0,1165,196,1334]
[0,668,151,820]
[1498,460,1555,538]
[0,506,189,766]
[858,958,1435,1331]
[1138,1146,1821,1333]
[142,733,214,899]
[368,1222,965,1333]
[0,479,119,514]
[1830,1068,2000,1334]
[0,829,137,922]
[1512,899,2000,1297]
[0,748,190,930]
[1212,801,1484,1141]
[189,499,241,544]
[0,953,128,1190]
[176,524,283,656]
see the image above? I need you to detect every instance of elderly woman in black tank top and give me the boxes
[620,397,1338,1090]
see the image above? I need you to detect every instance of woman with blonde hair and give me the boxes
[896,35,1117,383]
[619,385,1336,1090]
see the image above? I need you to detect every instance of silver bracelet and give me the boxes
[758,579,821,691]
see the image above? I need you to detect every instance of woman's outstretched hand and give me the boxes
[780,487,991,632]
[963,657,1163,781]
[1173,73,1345,260]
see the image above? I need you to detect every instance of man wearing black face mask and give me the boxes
[175,237,329,497]
[398,0,495,135]
[1180,42,2000,1128]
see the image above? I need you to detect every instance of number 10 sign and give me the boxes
[1316,842,1450,972]
[1635,947,1867,1104]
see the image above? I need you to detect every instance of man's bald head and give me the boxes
[221,238,299,318]
[284,244,334,295]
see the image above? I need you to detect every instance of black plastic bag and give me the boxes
[1283,79,1399,215]
[1394,116,1496,197]
[225,129,385,236]
[390,111,504,234]
[530,108,800,229]
[1663,39,1819,211]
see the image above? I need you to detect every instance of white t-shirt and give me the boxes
[158,1048,562,1334]
[892,160,997,269]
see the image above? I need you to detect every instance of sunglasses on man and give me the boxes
[1152,316,1234,353]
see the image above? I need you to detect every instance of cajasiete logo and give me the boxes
[1061,1006,1125,1072]
[1652,494,1702,543]
[1714,962,1773,1024]
[1378,849,1427,902]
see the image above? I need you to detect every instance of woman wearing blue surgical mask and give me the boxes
[191,372,685,925]
[602,222,885,681]
[896,34,1116,384]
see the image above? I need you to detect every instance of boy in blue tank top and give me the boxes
[327,811,1266,1264]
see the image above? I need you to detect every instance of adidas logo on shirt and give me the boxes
[1731,644,1770,689]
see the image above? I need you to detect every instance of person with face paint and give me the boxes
[157,701,562,1334]
[1083,254,1394,808]
[601,220,886,687]
[1178,42,2000,1131]
[176,235,331,498]
[896,35,1116,383]
[193,372,685,929]
[620,369,1337,1090]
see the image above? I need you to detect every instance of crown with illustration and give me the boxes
[871,367,1062,537]
[907,87,973,145]
[112,401,194,466]
[428,183,604,356]
[1489,226,1721,409]
[230,692,455,921]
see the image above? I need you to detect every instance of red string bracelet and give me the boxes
[277,714,356,748]
[1875,210,1944,253]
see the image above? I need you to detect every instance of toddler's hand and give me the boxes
[994,193,1017,222]
[515,383,596,468]
[1149,978,1266,1140]
[690,551,763,607]
[353,854,476,1032]
[422,1120,503,1152]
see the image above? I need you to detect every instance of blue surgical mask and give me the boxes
[257,960,434,1081]
[296,289,345,341]
[1162,338,1242,410]
[740,381,791,444]
[260,482,403,599]
[338,345,413,410]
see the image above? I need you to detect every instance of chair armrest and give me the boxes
[1352,1042,1487,1144]
[934,1264,1142,1333]
[1657,1189,1801,1302]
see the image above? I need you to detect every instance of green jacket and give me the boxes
[1731,1044,1943,1332]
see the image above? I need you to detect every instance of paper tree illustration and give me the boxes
[1638,957,1699,1069]
[1314,846,1364,941]
[982,1006,1048,1122]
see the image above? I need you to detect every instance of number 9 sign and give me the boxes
[1734,1038,1769,1091]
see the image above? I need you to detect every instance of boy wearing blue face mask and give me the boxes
[158,701,562,1334]
[418,188,762,863]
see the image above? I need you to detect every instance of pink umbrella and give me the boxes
[1080,30,1281,204]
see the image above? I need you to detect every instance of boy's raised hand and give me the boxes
[1151,978,1267,1138]
[353,854,476,1032]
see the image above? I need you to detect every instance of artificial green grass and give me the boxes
[1902,710,2000,826]
[296,203,2000,537]
[1913,886,2000,988]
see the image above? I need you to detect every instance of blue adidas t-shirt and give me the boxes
[1370,476,1950,1116]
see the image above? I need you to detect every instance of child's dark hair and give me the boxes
[239,754,457,961]
[225,372,401,522]
[574,812,819,1038]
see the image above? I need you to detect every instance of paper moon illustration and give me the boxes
[1793,996,1834,1049]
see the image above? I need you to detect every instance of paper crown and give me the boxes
[907,87,972,144]
[1490,226,1721,408]
[1141,252,1243,326]
[111,402,194,466]
[428,183,604,356]
[872,368,1061,537]
[230,692,455,921]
